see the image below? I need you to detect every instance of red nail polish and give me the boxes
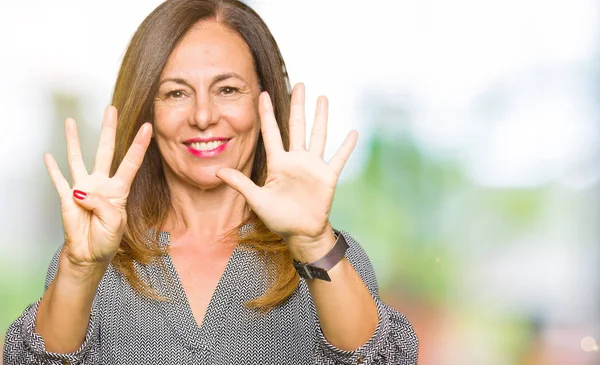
[73,190,87,200]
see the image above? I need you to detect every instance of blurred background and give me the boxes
[1,0,599,364]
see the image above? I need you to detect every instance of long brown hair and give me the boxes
[110,0,297,310]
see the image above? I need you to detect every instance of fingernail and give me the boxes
[73,190,87,200]
[317,97,325,108]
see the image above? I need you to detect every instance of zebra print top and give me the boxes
[3,230,419,364]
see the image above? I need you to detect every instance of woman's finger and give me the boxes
[93,106,118,175]
[288,83,306,151]
[259,92,285,157]
[44,153,71,199]
[216,168,261,208]
[308,96,328,158]
[328,131,358,176]
[65,118,88,184]
[72,190,124,232]
[113,123,153,188]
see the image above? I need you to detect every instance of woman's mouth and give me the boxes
[184,139,230,158]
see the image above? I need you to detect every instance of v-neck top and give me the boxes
[4,231,418,365]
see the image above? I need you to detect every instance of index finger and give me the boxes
[113,123,153,187]
[259,92,284,156]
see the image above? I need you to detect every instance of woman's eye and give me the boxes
[220,87,239,97]
[166,90,185,99]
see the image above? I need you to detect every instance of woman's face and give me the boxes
[153,21,261,190]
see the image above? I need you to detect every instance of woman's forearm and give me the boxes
[307,258,379,351]
[35,254,106,353]
[289,231,379,352]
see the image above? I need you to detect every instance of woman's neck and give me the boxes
[163,181,249,247]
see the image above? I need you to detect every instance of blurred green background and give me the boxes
[1,1,599,364]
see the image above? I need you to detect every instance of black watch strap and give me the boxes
[292,229,349,282]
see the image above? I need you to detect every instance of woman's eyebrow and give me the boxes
[213,72,248,85]
[159,73,248,87]
[158,78,193,88]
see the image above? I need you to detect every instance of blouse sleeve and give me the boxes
[2,246,100,365]
[314,231,419,365]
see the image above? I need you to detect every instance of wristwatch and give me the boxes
[292,229,349,282]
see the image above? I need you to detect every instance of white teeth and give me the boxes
[189,140,226,151]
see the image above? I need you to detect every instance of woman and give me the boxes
[3,0,418,364]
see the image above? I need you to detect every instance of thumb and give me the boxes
[72,189,122,226]
[216,168,260,205]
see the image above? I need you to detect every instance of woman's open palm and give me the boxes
[217,84,357,243]
[45,106,152,267]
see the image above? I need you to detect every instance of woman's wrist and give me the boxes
[286,228,337,264]
[57,253,109,287]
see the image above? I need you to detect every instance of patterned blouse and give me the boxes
[3,230,418,364]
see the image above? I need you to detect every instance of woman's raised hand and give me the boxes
[45,106,152,269]
[216,83,357,249]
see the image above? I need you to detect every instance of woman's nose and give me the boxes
[190,93,218,129]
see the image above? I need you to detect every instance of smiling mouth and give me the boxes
[186,140,230,151]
